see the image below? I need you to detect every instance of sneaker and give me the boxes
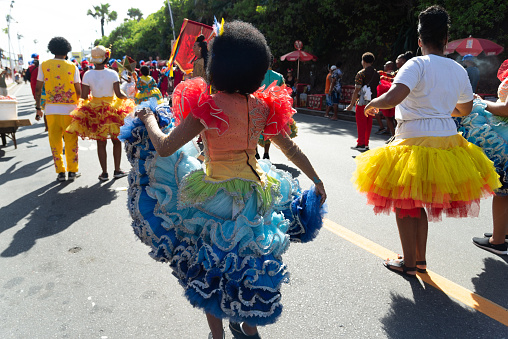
[113,170,128,179]
[350,145,365,151]
[473,237,508,255]
[67,172,81,181]
[98,173,109,181]
[483,233,508,242]
[57,172,66,182]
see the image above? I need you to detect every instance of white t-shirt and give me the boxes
[37,59,81,115]
[82,69,120,98]
[393,55,473,138]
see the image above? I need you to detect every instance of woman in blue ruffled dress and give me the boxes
[456,60,508,255]
[120,21,327,339]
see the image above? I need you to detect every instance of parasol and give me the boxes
[445,36,504,56]
[280,41,317,80]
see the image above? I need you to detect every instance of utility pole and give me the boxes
[166,0,176,41]
[7,1,15,73]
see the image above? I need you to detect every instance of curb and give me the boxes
[6,81,20,91]
[296,107,382,126]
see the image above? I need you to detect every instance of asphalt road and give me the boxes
[1,83,507,339]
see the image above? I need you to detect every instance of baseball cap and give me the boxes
[462,54,474,61]
[330,65,337,70]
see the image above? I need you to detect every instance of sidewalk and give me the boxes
[5,77,20,93]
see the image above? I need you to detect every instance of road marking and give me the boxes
[323,219,508,327]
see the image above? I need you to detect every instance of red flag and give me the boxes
[168,19,214,74]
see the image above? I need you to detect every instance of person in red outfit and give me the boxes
[346,52,380,152]
[80,60,89,80]
[150,60,159,84]
[376,61,397,138]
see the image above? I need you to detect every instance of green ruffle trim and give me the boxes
[178,170,281,215]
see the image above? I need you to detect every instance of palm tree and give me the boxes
[126,8,143,22]
[87,4,118,37]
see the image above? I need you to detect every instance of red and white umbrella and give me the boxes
[445,36,504,56]
[280,41,317,79]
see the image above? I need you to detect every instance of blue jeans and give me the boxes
[331,90,341,105]
[325,94,332,107]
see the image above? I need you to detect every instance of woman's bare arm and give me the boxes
[483,100,508,117]
[137,108,204,157]
[451,101,473,117]
[364,83,410,116]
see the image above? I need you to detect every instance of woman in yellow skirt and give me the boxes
[352,5,500,277]
[67,46,135,181]
[134,65,163,105]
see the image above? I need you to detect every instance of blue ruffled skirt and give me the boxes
[455,99,508,195]
[119,99,326,326]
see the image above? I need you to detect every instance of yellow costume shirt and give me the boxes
[41,59,78,105]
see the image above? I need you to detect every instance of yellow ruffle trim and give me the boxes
[352,134,500,219]
[135,89,163,105]
[66,96,135,140]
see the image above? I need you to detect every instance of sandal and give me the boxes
[383,259,417,278]
[396,254,427,273]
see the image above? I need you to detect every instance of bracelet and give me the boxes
[312,176,322,184]
[36,107,42,110]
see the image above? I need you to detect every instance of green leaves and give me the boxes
[87,3,119,37]
[97,0,508,71]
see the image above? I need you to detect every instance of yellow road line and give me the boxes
[323,219,508,327]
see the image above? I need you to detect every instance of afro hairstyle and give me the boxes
[140,65,150,76]
[48,37,72,56]
[208,21,271,94]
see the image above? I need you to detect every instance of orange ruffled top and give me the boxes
[172,77,295,182]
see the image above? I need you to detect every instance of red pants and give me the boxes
[355,105,373,146]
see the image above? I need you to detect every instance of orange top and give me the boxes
[202,93,269,182]
[325,73,332,94]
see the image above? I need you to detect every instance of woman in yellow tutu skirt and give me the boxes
[352,5,500,277]
[134,65,163,105]
[67,46,135,181]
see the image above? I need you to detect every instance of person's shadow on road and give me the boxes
[471,257,508,309]
[0,157,53,184]
[380,272,507,338]
[0,180,117,257]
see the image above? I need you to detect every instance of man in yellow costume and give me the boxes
[35,37,81,181]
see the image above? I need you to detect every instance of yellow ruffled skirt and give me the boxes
[352,134,500,221]
[67,96,135,141]
[134,88,163,105]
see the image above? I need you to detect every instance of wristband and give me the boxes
[312,176,322,184]
[36,107,42,110]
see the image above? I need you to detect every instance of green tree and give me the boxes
[87,3,118,37]
[126,8,143,22]
[96,0,508,92]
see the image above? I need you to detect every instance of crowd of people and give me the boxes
[3,4,507,339]
[323,48,485,153]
